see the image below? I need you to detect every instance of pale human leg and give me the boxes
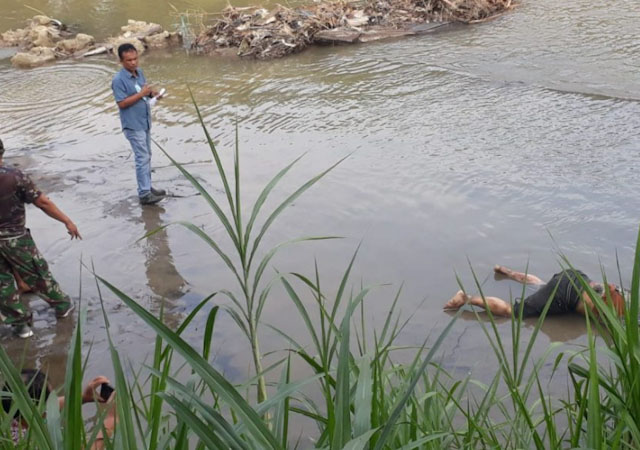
[444,290,513,317]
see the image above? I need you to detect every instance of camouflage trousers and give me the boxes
[0,231,71,325]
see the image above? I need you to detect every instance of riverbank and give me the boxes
[193,0,514,58]
[1,0,514,67]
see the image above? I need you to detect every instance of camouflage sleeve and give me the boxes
[17,171,42,204]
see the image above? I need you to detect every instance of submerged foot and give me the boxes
[444,290,468,310]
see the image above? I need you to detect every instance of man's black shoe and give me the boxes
[151,187,166,196]
[140,192,165,205]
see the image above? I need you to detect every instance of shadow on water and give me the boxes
[139,205,188,302]
[2,297,76,388]
[453,310,587,343]
[136,204,188,333]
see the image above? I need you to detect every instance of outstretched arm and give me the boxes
[494,265,544,285]
[33,194,81,239]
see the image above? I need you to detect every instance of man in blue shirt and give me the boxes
[111,43,166,205]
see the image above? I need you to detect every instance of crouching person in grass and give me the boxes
[1,369,117,448]
[444,265,625,318]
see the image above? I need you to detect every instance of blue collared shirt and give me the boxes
[111,68,151,131]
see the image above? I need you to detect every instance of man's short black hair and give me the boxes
[0,138,4,157]
[1,369,51,419]
[118,43,138,60]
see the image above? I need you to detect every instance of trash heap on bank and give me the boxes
[194,0,514,58]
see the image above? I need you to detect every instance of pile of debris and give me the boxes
[104,20,182,57]
[194,0,514,59]
[0,15,95,67]
[0,16,182,68]
[0,0,513,66]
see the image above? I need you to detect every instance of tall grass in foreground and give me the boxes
[149,90,345,404]
[0,102,638,448]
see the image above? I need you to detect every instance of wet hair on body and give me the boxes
[1,369,51,419]
[117,43,138,60]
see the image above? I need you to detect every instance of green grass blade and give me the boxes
[62,304,85,450]
[160,394,231,449]
[153,139,240,250]
[353,355,372,439]
[247,156,348,272]
[331,294,354,450]
[280,275,322,359]
[253,373,323,416]
[187,87,237,225]
[341,428,378,450]
[274,355,291,449]
[252,236,341,301]
[173,221,242,285]
[243,154,305,251]
[0,347,53,448]
[95,274,281,449]
[158,373,250,449]
[46,388,63,449]
[202,306,219,361]
[373,311,460,450]
[233,119,244,258]
[585,313,602,448]
[160,292,217,365]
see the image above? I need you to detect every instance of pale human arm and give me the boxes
[91,393,117,450]
[33,194,81,239]
[56,376,112,411]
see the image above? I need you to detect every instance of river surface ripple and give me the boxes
[0,0,638,403]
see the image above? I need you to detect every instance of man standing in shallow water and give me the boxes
[0,138,79,338]
[111,43,166,205]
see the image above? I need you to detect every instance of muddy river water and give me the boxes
[0,0,639,418]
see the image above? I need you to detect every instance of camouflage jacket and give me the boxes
[0,166,41,239]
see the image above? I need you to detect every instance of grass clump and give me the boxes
[0,96,638,449]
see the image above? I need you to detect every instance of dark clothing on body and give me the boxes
[0,232,71,324]
[514,269,590,317]
[0,167,70,324]
[0,167,41,239]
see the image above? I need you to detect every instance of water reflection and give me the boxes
[452,310,587,343]
[2,298,77,388]
[140,205,187,328]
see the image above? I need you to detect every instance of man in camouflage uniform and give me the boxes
[0,138,80,338]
